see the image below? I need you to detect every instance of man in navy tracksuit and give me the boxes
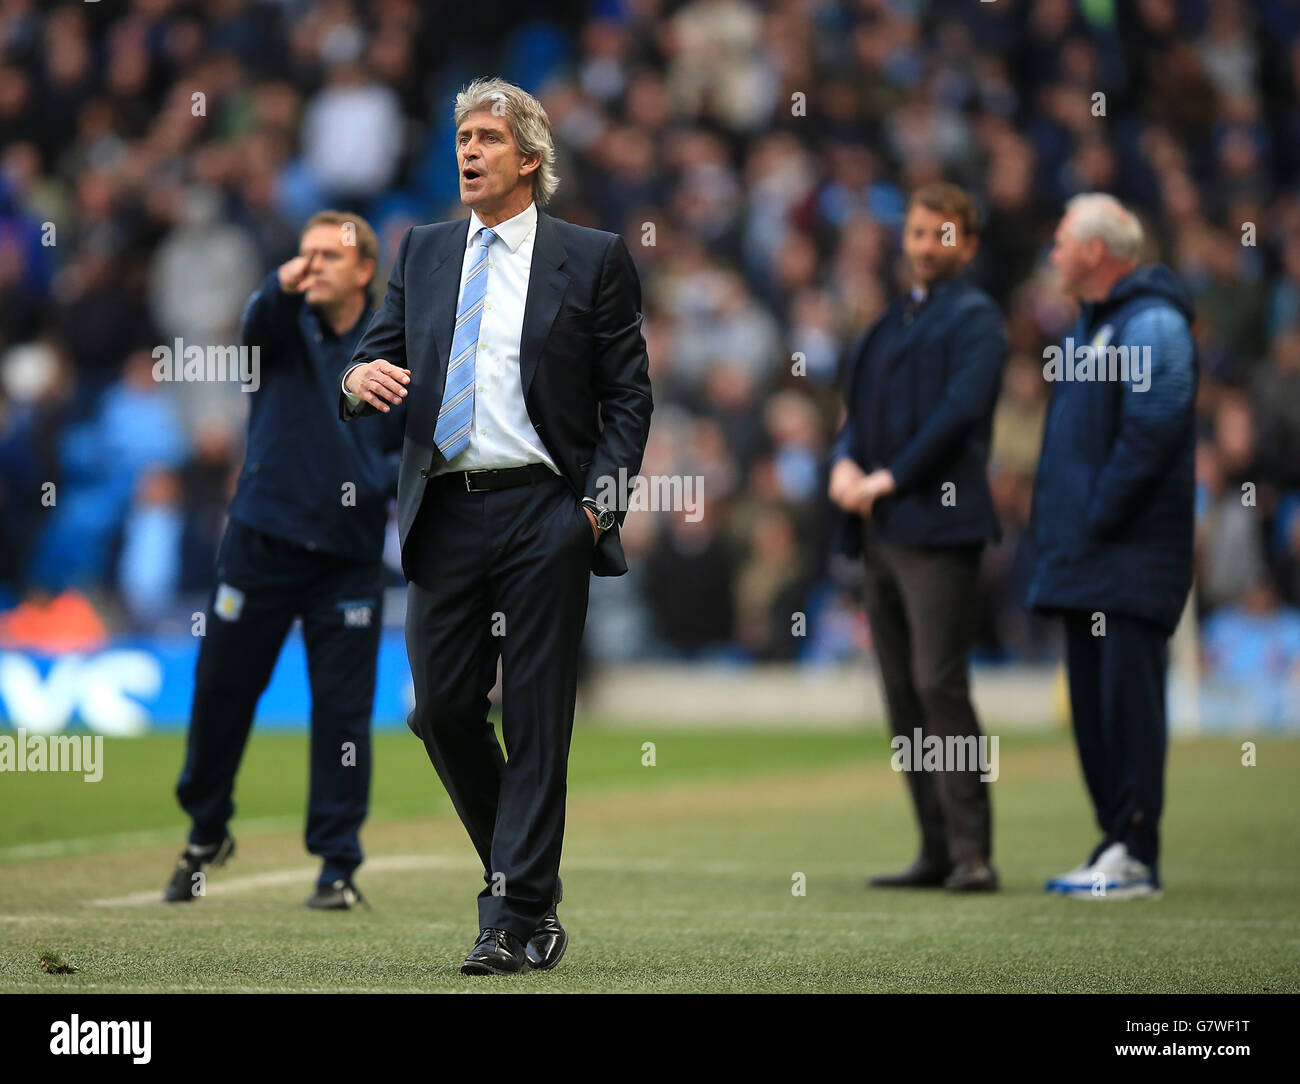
[1029,194,1197,899]
[829,183,1006,893]
[166,211,404,909]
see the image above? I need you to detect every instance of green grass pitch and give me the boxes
[1,724,1296,993]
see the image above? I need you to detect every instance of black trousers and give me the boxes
[175,521,384,886]
[860,539,992,867]
[1061,610,1168,879]
[405,470,594,941]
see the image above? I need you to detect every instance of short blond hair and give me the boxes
[454,76,559,205]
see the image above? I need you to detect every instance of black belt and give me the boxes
[422,462,557,492]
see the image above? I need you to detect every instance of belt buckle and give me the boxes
[464,469,488,492]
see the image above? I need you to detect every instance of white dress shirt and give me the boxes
[344,200,559,477]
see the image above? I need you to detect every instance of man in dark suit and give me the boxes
[828,182,1006,892]
[340,77,652,974]
[1029,194,1196,899]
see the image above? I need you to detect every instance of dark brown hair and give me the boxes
[906,182,980,239]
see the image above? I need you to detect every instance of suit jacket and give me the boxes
[829,275,1005,557]
[340,207,653,578]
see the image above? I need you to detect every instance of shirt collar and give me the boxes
[468,201,537,254]
[915,274,965,305]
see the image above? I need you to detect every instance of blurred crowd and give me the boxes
[1,0,1299,683]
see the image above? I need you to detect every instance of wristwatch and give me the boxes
[580,496,616,533]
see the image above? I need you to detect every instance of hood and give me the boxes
[1096,263,1195,324]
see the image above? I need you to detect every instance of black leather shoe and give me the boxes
[868,858,951,888]
[526,876,566,971]
[163,835,235,902]
[944,859,999,892]
[305,877,368,910]
[461,928,528,975]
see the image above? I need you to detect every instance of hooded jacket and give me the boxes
[1026,265,1198,634]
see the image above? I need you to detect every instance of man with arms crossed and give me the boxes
[341,78,652,974]
[1029,194,1196,899]
[829,183,1006,892]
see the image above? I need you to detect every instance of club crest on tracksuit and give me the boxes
[1090,324,1114,351]
[214,584,245,622]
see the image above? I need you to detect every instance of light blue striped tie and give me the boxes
[434,226,498,462]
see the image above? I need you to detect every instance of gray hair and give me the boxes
[1064,193,1144,262]
[454,77,559,206]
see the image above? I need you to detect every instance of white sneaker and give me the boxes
[1043,857,1096,894]
[1051,842,1159,899]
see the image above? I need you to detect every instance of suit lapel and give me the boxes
[519,210,569,399]
[425,221,469,410]
[880,280,959,390]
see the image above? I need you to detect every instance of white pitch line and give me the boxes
[0,817,298,863]
[86,852,1300,931]
[89,854,474,907]
[87,854,760,908]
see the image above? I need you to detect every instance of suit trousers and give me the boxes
[176,521,383,886]
[404,470,594,941]
[860,538,992,866]
[1061,610,1168,879]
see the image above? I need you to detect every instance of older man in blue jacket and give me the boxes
[1029,193,1197,899]
[830,183,1006,892]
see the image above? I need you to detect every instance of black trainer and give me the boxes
[305,877,368,910]
[163,835,235,902]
